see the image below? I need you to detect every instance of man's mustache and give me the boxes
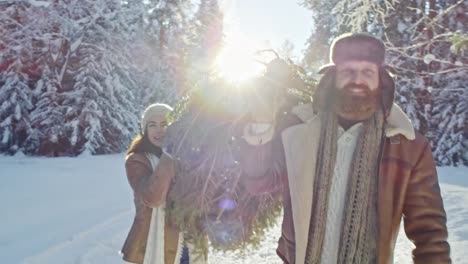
[343,83,371,92]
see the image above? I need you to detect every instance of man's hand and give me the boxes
[246,79,283,123]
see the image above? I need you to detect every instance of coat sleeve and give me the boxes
[237,137,285,194]
[403,139,451,264]
[125,153,152,196]
[236,112,301,263]
[276,176,296,264]
[237,112,302,195]
[125,153,175,208]
[237,129,296,263]
[140,153,176,208]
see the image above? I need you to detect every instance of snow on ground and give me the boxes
[1,154,467,264]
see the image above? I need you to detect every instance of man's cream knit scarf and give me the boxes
[305,110,384,264]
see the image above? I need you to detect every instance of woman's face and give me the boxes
[146,114,168,147]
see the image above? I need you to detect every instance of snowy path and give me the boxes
[1,155,466,263]
[22,210,132,264]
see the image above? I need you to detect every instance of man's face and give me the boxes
[333,60,380,122]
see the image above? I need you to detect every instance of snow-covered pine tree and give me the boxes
[379,0,467,165]
[118,0,160,114]
[0,0,201,156]
[432,70,467,166]
[186,0,224,77]
[0,73,34,154]
[143,0,191,51]
[135,0,193,106]
[426,0,468,165]
[277,40,296,62]
[51,0,140,155]
[379,0,432,134]
[301,0,345,73]
[22,1,76,156]
[0,1,43,154]
[25,64,64,156]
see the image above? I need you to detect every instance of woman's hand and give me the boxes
[139,153,175,208]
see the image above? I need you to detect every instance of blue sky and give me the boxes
[222,0,313,56]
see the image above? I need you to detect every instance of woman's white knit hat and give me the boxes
[141,103,173,134]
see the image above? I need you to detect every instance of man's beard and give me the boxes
[332,83,380,122]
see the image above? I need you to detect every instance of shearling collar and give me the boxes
[385,104,415,140]
[291,103,415,141]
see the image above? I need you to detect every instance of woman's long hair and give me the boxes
[126,133,162,157]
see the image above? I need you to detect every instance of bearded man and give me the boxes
[237,33,450,263]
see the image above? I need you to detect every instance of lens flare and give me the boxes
[214,31,265,84]
[205,218,244,246]
[218,198,237,211]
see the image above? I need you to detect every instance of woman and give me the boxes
[121,103,190,264]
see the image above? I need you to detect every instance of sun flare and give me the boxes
[214,33,265,84]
